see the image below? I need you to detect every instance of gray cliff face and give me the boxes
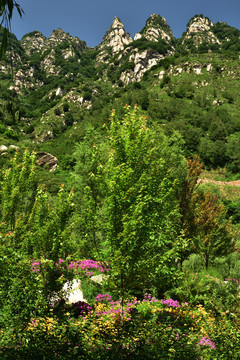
[21,29,86,55]
[20,31,47,55]
[96,14,176,84]
[182,16,221,49]
[138,14,175,44]
[9,29,87,90]
[2,13,238,91]
[97,17,133,61]
[116,14,176,84]
[119,49,165,84]
[47,28,86,52]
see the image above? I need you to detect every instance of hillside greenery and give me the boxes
[1,10,240,358]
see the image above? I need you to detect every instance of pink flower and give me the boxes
[198,337,215,350]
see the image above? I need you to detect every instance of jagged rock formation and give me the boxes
[97,17,133,61]
[20,28,85,55]
[47,28,85,52]
[14,28,86,85]
[116,14,175,84]
[182,15,221,50]
[36,151,58,171]
[0,13,240,146]
[138,14,175,44]
[21,31,47,55]
[119,49,164,84]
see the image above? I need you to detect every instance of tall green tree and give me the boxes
[0,149,74,260]
[0,1,24,59]
[179,156,236,269]
[73,126,108,258]
[192,192,235,269]
[100,106,185,311]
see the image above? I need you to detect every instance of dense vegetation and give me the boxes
[1,7,240,358]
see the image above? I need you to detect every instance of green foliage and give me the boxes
[131,37,171,55]
[21,30,39,39]
[100,106,185,300]
[213,22,240,52]
[168,269,240,317]
[0,1,24,59]
[140,14,171,34]
[64,111,74,126]
[0,149,75,260]
[63,102,69,112]
[0,12,240,359]
[22,185,74,261]
[54,107,61,116]
[179,157,236,268]
[73,126,108,258]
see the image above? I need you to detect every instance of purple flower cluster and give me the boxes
[31,261,40,272]
[198,336,215,350]
[161,299,181,308]
[95,293,112,302]
[67,260,108,277]
[31,259,108,277]
[224,278,240,285]
[143,293,158,303]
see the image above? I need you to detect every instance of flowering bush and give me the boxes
[2,257,240,359]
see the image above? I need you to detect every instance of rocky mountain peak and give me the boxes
[138,13,174,43]
[46,28,86,53]
[182,15,221,50]
[99,16,133,58]
[48,28,72,44]
[145,13,168,28]
[187,15,214,33]
[21,31,47,55]
[111,16,124,29]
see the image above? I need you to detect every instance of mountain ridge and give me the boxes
[0,12,240,177]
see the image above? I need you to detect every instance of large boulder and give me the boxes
[36,151,58,171]
[0,145,8,153]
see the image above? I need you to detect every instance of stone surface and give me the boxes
[36,151,58,171]
[120,49,164,84]
[140,14,174,44]
[98,17,133,61]
[20,31,47,55]
[0,145,8,152]
[62,279,86,304]
[9,145,19,150]
[182,16,221,49]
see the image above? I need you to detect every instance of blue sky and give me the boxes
[11,0,240,47]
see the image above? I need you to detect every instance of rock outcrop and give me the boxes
[47,28,86,52]
[36,151,58,171]
[182,15,221,50]
[120,49,164,84]
[17,29,86,83]
[97,17,133,61]
[139,14,175,45]
[21,31,47,55]
[114,14,175,84]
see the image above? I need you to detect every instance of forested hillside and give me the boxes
[1,8,240,358]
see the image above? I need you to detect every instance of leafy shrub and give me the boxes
[54,108,61,116]
[64,112,74,126]
[63,102,69,112]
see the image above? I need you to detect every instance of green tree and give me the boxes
[226,132,240,173]
[0,1,24,59]
[192,193,235,269]
[179,156,235,269]
[0,149,74,260]
[100,106,184,316]
[179,156,203,266]
[73,126,108,258]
